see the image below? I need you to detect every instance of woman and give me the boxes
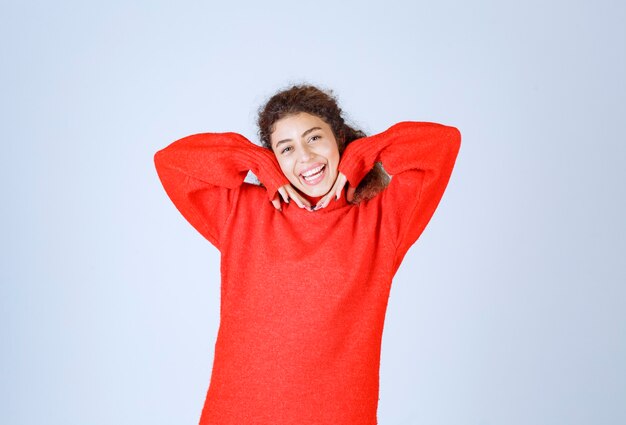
[154,84,461,424]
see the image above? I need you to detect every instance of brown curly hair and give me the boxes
[256,83,389,204]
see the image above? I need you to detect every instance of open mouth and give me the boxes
[300,164,326,185]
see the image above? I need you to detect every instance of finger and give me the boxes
[315,188,334,209]
[335,174,347,200]
[315,194,331,210]
[277,186,290,203]
[296,193,314,211]
[335,186,343,203]
[285,185,311,210]
[316,174,344,209]
[335,180,345,201]
[317,179,340,209]
[347,186,356,202]
[271,196,282,211]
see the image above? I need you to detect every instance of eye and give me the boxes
[280,146,292,154]
[309,135,321,142]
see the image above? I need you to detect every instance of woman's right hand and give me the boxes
[312,171,355,210]
[271,183,314,212]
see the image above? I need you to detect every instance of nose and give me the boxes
[299,144,312,162]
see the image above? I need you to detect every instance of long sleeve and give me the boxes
[153,131,289,250]
[337,121,461,273]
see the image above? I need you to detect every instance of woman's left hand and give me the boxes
[314,171,355,210]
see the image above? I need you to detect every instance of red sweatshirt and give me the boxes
[154,121,461,425]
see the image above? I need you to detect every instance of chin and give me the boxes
[291,178,332,198]
[300,185,330,197]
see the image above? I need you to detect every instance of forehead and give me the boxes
[271,112,329,137]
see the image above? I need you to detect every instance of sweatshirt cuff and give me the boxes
[337,134,379,188]
[246,145,290,201]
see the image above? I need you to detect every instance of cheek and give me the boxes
[273,153,287,169]
[276,156,297,177]
[319,143,337,159]
[328,161,339,178]
[325,145,340,168]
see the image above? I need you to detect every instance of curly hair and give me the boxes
[256,83,389,204]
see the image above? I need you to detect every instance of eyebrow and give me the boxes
[274,127,322,148]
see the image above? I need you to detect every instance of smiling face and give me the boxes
[270,112,341,198]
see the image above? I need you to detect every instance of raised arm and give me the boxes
[337,121,461,272]
[153,131,289,250]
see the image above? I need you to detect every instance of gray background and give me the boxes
[2,1,625,424]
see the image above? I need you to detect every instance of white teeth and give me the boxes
[301,165,324,177]
[304,172,322,182]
